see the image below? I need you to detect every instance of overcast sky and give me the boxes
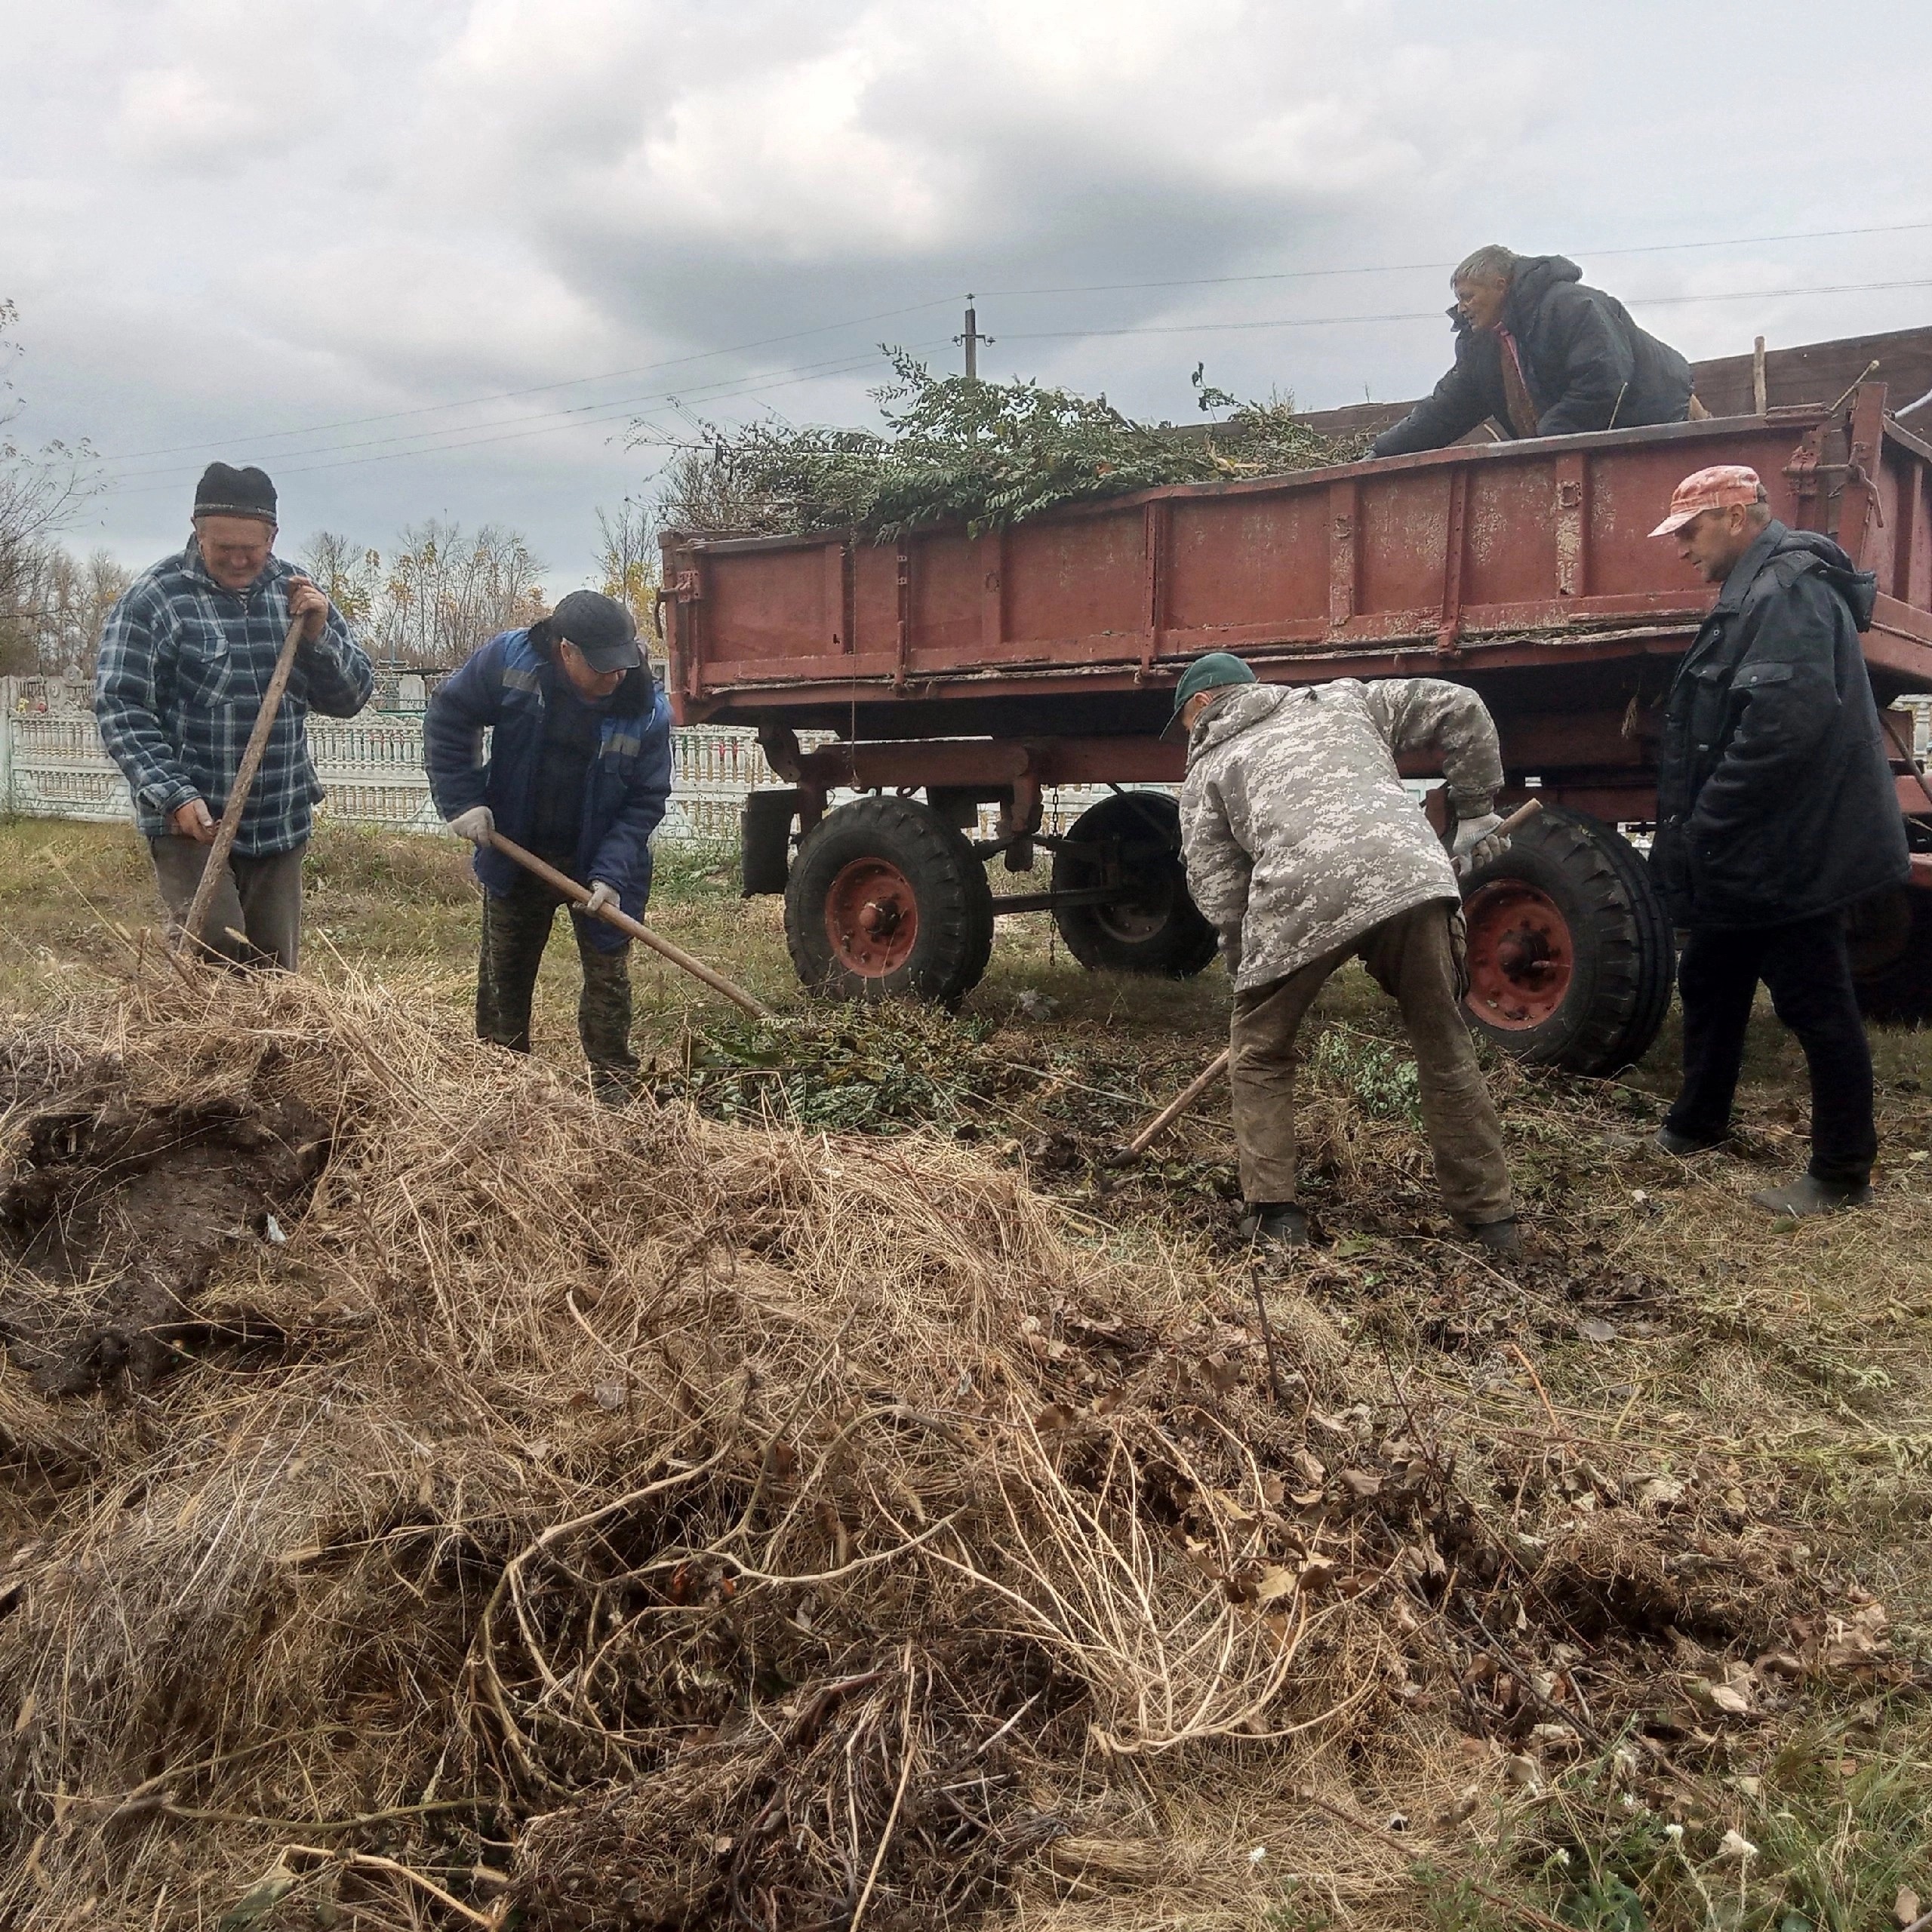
[5,0,1930,595]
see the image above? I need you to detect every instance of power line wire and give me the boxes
[106,263,1932,483]
[977,219,1932,300]
[99,264,1932,492]
[102,343,939,497]
[94,217,1932,463]
[998,277,1932,342]
[98,297,961,461]
[275,349,922,475]
[101,342,914,481]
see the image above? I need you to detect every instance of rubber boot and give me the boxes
[1749,1174,1874,1217]
[1654,1124,1728,1158]
[1466,1217,1522,1255]
[1239,1203,1309,1247]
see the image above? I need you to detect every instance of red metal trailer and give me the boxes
[660,383,1932,1072]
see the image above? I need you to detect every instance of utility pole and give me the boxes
[955,295,993,381]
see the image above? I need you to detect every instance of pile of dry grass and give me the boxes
[0,971,1878,1930]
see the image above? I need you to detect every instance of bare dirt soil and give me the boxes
[0,1042,326,1393]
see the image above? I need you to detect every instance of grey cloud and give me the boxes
[3,0,1929,594]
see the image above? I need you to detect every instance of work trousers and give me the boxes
[149,835,306,971]
[1229,899,1515,1229]
[1663,913,1876,1186]
[476,873,639,1100]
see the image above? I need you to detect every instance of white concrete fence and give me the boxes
[0,677,786,844]
[0,678,1115,847]
[15,676,1918,850]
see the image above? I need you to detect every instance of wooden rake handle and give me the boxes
[1115,1047,1232,1162]
[484,830,771,1020]
[179,612,305,958]
[1451,795,1544,875]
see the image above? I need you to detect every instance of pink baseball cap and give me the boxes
[1650,464,1764,537]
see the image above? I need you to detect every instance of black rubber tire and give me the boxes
[785,795,995,1002]
[1049,792,1220,977]
[1851,885,1932,1023]
[1461,806,1675,1076]
[1582,813,1677,1067]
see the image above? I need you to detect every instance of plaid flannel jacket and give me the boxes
[94,541,375,855]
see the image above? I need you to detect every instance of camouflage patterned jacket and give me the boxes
[1178,678,1503,990]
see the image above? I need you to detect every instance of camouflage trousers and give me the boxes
[476,875,639,1100]
[1229,898,1514,1229]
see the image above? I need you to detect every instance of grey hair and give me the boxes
[1453,245,1518,288]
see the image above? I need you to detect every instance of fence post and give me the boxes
[0,678,14,816]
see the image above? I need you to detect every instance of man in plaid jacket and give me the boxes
[94,463,374,969]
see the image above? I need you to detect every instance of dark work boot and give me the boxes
[1749,1174,1874,1217]
[1465,1217,1523,1256]
[1654,1124,1729,1158]
[1239,1202,1309,1247]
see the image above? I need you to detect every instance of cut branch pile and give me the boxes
[649,352,1366,540]
[0,973,1881,1930]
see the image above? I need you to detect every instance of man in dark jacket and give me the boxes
[424,589,673,1101]
[1648,464,1909,1214]
[1372,247,1695,457]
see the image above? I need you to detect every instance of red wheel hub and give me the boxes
[1463,881,1574,1029]
[825,857,919,976]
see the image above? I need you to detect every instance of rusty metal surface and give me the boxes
[663,386,1932,806]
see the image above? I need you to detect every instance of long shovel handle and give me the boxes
[179,613,306,958]
[483,830,771,1020]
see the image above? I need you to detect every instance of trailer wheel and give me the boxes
[1460,808,1675,1076]
[785,795,994,1002]
[1850,885,1932,1023]
[1050,792,1220,977]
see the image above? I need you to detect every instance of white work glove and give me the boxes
[447,805,494,844]
[1450,810,1509,877]
[583,881,618,917]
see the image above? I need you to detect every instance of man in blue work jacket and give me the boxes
[423,590,672,1101]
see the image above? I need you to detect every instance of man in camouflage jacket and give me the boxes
[1173,653,1519,1251]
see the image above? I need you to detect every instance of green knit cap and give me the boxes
[1164,651,1257,737]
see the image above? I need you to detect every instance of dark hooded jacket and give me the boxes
[1650,521,1909,929]
[423,623,672,953]
[1371,256,1694,457]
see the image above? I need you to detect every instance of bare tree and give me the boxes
[298,521,547,667]
[0,300,100,675]
[300,530,384,629]
[380,521,546,666]
[5,545,133,676]
[594,497,662,655]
